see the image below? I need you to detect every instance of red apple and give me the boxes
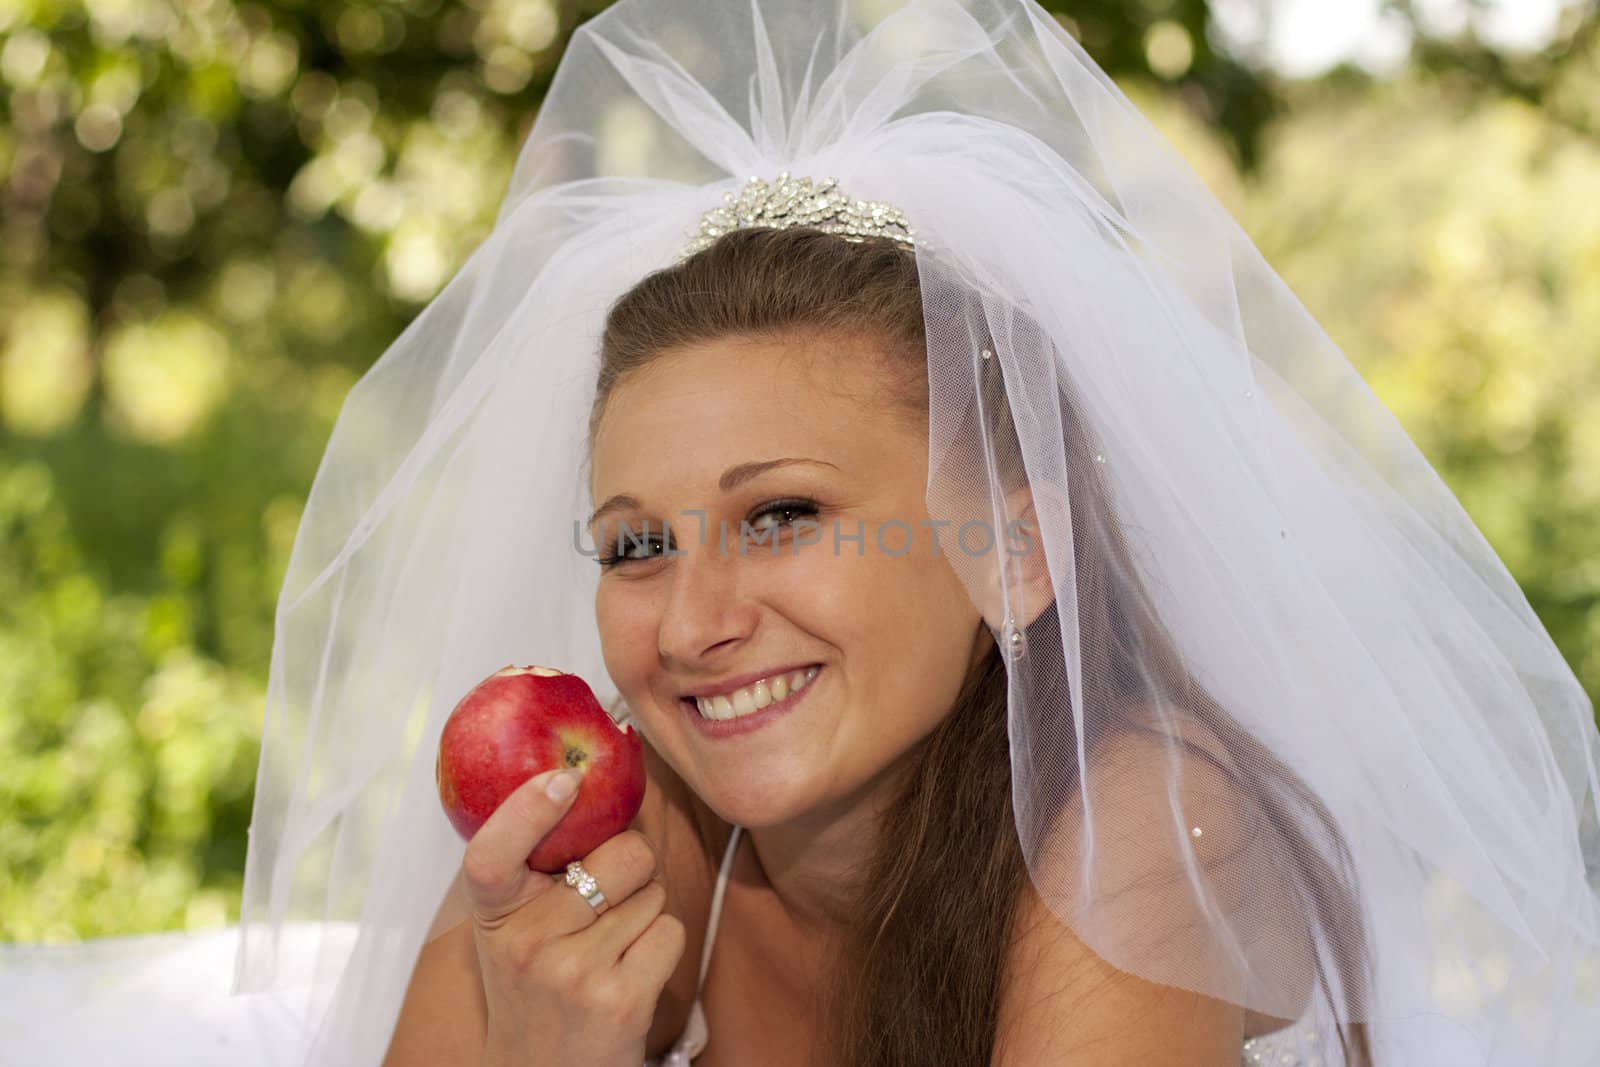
[435,665,646,872]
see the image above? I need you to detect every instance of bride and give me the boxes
[347,0,1599,1057]
[384,222,1358,1065]
[11,0,1596,1065]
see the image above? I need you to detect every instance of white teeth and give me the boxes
[691,667,818,720]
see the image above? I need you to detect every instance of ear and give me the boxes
[969,481,1060,636]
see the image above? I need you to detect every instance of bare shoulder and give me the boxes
[381,724,725,1066]
[996,885,1244,1065]
[381,874,487,1066]
[994,705,1313,1064]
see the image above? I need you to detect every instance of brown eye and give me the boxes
[745,497,819,532]
[596,523,673,567]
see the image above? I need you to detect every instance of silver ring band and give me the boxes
[564,861,608,912]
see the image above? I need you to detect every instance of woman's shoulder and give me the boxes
[996,705,1311,1057]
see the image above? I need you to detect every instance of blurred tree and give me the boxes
[0,0,1279,377]
[1,0,1595,941]
[1383,0,1600,145]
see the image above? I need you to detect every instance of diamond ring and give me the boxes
[564,860,608,913]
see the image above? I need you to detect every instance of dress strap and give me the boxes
[694,825,742,996]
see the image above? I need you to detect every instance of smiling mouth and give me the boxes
[681,664,821,722]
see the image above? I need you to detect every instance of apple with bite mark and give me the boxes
[435,665,646,872]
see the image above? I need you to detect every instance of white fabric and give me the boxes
[11,0,1599,1064]
[0,924,345,1065]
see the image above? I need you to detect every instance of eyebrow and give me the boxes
[587,457,840,527]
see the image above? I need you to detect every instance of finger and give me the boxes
[616,911,687,991]
[574,879,668,961]
[543,829,661,931]
[461,767,582,918]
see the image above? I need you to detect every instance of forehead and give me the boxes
[590,332,918,492]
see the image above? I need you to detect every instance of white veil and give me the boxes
[222,0,1600,1064]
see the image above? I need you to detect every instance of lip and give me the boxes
[678,663,819,701]
[680,665,822,739]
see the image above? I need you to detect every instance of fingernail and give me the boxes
[546,770,580,802]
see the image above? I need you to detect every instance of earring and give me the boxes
[1003,617,1026,658]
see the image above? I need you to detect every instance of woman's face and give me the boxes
[588,331,991,828]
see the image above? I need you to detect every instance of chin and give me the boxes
[695,771,818,828]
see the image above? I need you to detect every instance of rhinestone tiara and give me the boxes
[679,172,916,260]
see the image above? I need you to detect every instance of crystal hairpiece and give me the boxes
[679,172,916,260]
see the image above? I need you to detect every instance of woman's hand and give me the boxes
[463,768,686,1067]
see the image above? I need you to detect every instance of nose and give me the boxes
[655,532,758,666]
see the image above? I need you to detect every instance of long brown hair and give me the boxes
[586,226,1374,1065]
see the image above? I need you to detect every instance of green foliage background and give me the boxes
[2,0,1597,941]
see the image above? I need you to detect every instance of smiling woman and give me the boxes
[553,224,1361,1066]
[590,322,994,821]
[226,1,1600,1066]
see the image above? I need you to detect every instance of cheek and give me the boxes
[833,551,980,699]
[885,561,983,703]
[846,540,975,624]
[595,586,657,681]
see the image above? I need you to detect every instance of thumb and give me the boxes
[460,767,582,918]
